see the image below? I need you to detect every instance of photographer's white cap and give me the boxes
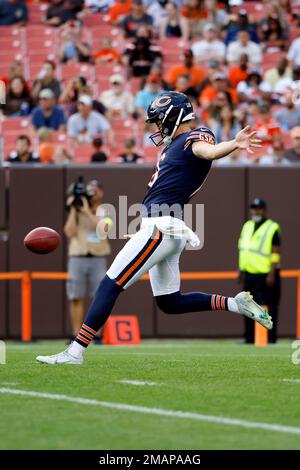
[78,94,93,107]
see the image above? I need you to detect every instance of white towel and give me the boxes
[141,216,200,248]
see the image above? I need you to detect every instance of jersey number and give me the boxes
[148,160,160,188]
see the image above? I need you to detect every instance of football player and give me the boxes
[37,91,272,364]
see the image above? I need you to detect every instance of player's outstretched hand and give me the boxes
[235,126,262,154]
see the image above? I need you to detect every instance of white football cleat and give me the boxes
[36,347,83,365]
[235,291,273,330]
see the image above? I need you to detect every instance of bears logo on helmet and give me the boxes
[146,91,195,146]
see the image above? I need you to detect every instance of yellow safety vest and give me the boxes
[238,219,280,274]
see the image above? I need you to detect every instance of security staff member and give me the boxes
[238,198,281,343]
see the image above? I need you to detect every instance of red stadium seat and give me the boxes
[143,146,160,163]
[60,63,94,81]
[27,2,48,25]
[261,51,286,73]
[83,13,110,28]
[72,143,94,163]
[1,118,31,133]
[0,50,24,62]
[243,2,268,22]
[26,25,56,40]
[281,132,292,149]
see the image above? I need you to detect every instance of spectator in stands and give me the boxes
[67,94,112,143]
[203,90,235,127]
[198,0,227,31]
[135,74,164,118]
[165,49,206,90]
[46,0,84,27]
[227,30,262,66]
[284,126,300,162]
[175,75,199,101]
[100,74,134,119]
[257,135,290,165]
[2,76,32,117]
[146,0,168,29]
[59,20,91,63]
[180,0,202,39]
[200,72,236,110]
[85,0,112,13]
[159,2,189,40]
[255,102,281,146]
[59,76,90,112]
[108,0,132,25]
[94,37,120,64]
[237,70,272,105]
[7,135,39,163]
[191,23,226,64]
[212,105,242,143]
[260,14,288,52]
[287,35,300,68]
[0,0,28,26]
[224,8,259,45]
[37,127,59,165]
[32,89,66,131]
[216,150,249,166]
[91,137,108,163]
[228,53,249,88]
[125,36,163,78]
[31,60,61,101]
[275,91,300,131]
[0,61,28,89]
[273,65,300,98]
[264,57,292,90]
[121,0,153,38]
[117,138,142,163]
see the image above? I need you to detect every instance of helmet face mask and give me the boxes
[146,92,195,147]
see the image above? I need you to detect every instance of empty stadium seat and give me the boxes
[72,143,94,163]
[60,63,94,81]
[1,118,31,133]
[27,2,48,25]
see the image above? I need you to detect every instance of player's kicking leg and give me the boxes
[36,226,272,365]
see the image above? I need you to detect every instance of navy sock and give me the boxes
[75,275,123,347]
[156,291,228,314]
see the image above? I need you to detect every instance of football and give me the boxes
[24,227,61,254]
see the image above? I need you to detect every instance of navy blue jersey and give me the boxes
[142,127,215,218]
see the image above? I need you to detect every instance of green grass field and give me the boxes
[0,339,300,450]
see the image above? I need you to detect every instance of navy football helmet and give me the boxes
[146,91,195,146]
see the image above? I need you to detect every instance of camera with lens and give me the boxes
[67,176,96,210]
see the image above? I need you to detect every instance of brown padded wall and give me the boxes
[248,167,300,336]
[3,165,300,338]
[0,240,7,337]
[0,168,6,229]
[8,167,65,337]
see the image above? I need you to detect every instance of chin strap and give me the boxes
[162,108,184,145]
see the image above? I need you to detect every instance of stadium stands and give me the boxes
[0,0,300,165]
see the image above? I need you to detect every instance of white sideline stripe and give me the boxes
[283,378,300,383]
[0,382,18,386]
[119,380,161,386]
[1,387,300,436]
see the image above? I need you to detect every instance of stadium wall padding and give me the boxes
[0,165,299,339]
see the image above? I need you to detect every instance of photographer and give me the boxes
[64,178,111,342]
